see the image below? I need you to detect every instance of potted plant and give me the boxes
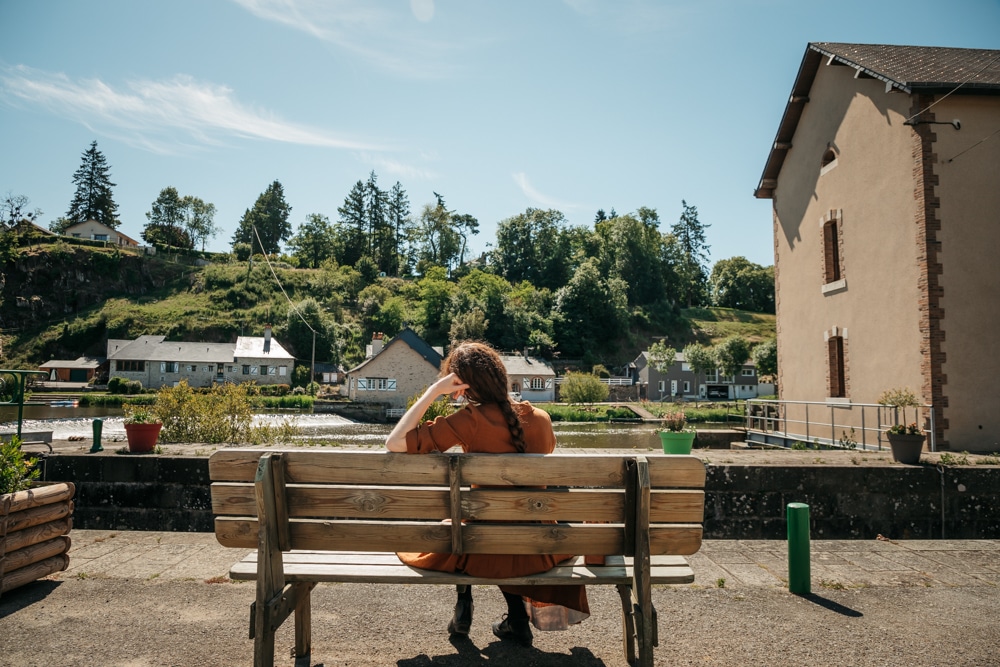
[657,410,696,454]
[878,387,924,464]
[1,436,74,597]
[885,422,925,464]
[123,404,162,453]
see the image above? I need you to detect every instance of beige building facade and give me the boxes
[345,329,443,409]
[756,43,1000,451]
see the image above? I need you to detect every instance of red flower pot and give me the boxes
[124,423,162,453]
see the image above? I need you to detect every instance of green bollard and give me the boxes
[91,418,104,453]
[787,502,811,594]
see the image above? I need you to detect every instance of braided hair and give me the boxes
[443,342,526,452]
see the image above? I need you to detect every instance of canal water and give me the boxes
[1,405,664,449]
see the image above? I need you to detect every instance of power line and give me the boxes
[251,225,316,335]
[903,53,1000,125]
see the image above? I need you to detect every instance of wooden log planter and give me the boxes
[0,482,75,598]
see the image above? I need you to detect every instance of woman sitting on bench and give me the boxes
[385,342,589,647]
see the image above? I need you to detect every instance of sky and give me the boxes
[1,0,997,268]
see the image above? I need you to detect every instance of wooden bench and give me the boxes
[210,449,706,667]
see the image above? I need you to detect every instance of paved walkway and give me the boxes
[61,530,999,590]
[3,530,999,666]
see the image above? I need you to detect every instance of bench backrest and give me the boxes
[210,450,705,558]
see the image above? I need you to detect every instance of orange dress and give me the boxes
[396,401,590,628]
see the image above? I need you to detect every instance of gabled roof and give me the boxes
[347,327,442,375]
[755,43,1000,199]
[39,356,103,369]
[500,354,555,377]
[106,335,292,363]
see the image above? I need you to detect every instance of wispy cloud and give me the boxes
[512,172,578,211]
[0,64,383,154]
[232,0,460,79]
[359,152,438,181]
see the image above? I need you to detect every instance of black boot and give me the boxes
[492,591,532,647]
[492,614,533,647]
[448,585,474,636]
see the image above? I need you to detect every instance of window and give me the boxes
[242,365,251,375]
[260,365,268,376]
[279,366,287,376]
[742,369,755,377]
[161,362,178,373]
[822,209,844,286]
[228,365,237,373]
[820,147,838,172]
[187,365,197,373]
[658,380,665,393]
[704,370,719,383]
[359,377,396,391]
[93,234,108,241]
[116,360,144,372]
[530,377,544,390]
[683,381,690,393]
[828,336,846,398]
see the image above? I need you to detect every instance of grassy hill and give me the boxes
[0,243,775,371]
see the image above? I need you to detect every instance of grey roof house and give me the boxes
[107,326,294,389]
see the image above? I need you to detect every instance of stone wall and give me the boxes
[40,455,999,539]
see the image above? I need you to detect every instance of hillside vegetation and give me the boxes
[0,243,774,373]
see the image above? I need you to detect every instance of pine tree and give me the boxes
[336,180,367,267]
[66,141,119,228]
[670,200,711,307]
[231,180,292,255]
[387,181,411,276]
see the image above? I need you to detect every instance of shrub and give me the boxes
[560,372,609,404]
[0,437,41,495]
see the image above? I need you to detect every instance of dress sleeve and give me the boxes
[405,406,479,454]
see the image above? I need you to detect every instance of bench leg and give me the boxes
[616,584,637,666]
[253,599,276,667]
[293,582,313,666]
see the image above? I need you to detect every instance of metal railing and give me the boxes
[744,398,936,452]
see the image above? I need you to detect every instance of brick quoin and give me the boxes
[911,94,948,448]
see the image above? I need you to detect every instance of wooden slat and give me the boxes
[3,500,73,533]
[212,484,451,520]
[649,490,705,523]
[646,456,706,488]
[212,450,707,489]
[230,556,694,586]
[241,552,690,569]
[649,525,703,556]
[465,489,625,522]
[211,449,452,485]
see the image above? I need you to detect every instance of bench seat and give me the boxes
[229,551,695,586]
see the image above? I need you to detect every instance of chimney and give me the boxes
[264,324,272,353]
[371,332,384,357]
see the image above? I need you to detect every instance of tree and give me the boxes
[182,196,218,251]
[560,372,609,404]
[648,340,678,373]
[1,192,42,230]
[710,256,775,313]
[670,200,710,307]
[714,336,751,381]
[492,208,572,290]
[449,308,489,345]
[414,201,461,274]
[553,258,629,358]
[594,212,676,306]
[143,187,191,248]
[288,213,336,269]
[283,298,339,364]
[336,180,368,267]
[682,343,714,378]
[66,141,119,228]
[386,181,411,276]
[231,180,292,255]
[752,338,777,380]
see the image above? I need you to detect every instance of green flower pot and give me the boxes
[659,431,696,455]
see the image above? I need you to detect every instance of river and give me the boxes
[0,405,665,450]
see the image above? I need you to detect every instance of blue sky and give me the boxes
[1,0,997,267]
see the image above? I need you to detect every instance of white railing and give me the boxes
[553,376,632,386]
[385,408,406,418]
[745,399,936,452]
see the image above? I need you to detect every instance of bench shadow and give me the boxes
[0,580,63,620]
[394,636,609,666]
[795,592,863,617]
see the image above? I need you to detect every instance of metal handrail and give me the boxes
[0,369,50,439]
[744,398,936,452]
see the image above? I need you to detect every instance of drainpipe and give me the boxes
[938,464,946,539]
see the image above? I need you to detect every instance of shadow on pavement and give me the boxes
[796,592,863,617]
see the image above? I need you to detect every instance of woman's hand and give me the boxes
[384,373,469,452]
